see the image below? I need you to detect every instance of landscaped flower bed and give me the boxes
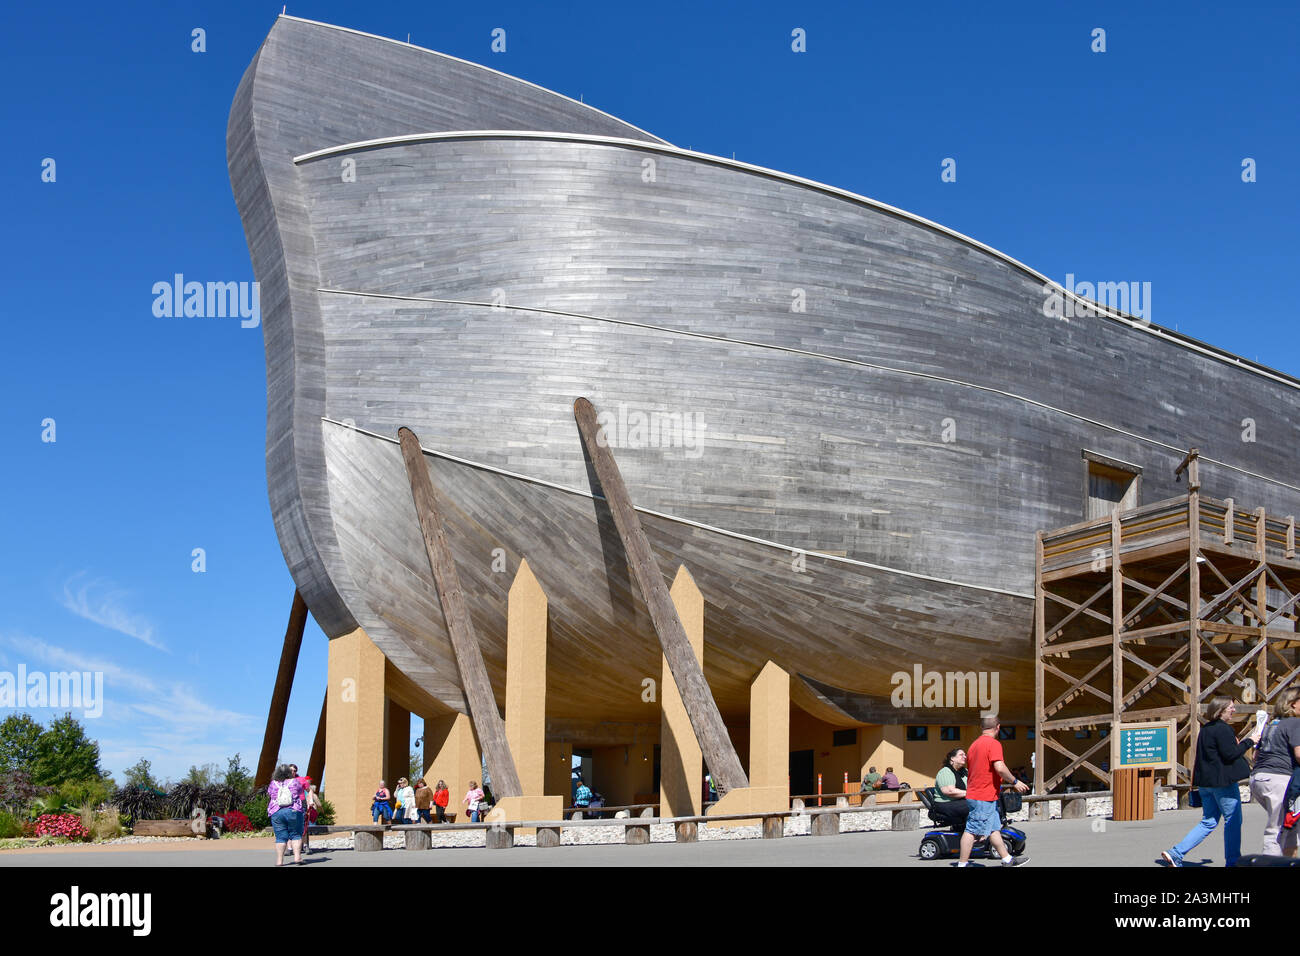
[33,813,90,841]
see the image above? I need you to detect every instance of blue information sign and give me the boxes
[1117,722,1173,768]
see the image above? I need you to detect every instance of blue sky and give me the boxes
[0,0,1295,784]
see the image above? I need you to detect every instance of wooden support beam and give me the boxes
[1198,563,1266,622]
[1111,513,1122,790]
[1287,516,1295,560]
[573,396,748,794]
[1043,634,1116,656]
[1043,584,1113,633]
[1224,498,1235,545]
[398,426,521,800]
[307,688,326,786]
[256,590,309,788]
[1042,658,1111,716]
[1034,531,1045,795]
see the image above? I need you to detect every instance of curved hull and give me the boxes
[229,16,1300,727]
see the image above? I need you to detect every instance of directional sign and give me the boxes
[1113,720,1176,770]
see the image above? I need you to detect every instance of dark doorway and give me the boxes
[789,749,815,797]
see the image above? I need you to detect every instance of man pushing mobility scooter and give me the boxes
[917,716,1030,866]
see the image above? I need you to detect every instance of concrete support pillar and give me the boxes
[492,560,564,827]
[384,698,410,790]
[544,741,573,801]
[423,713,481,819]
[659,566,704,817]
[707,660,789,825]
[325,627,386,826]
[749,660,790,793]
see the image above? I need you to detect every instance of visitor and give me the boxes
[1162,696,1261,867]
[268,763,306,866]
[433,779,450,822]
[931,748,969,828]
[573,777,593,812]
[957,716,1030,867]
[302,779,320,851]
[392,777,415,825]
[464,780,485,823]
[372,780,393,824]
[1250,691,1300,856]
[881,767,900,790]
[414,778,434,823]
[861,766,882,792]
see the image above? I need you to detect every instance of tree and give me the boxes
[409,747,422,783]
[183,763,221,787]
[122,758,160,790]
[223,753,253,796]
[0,714,43,775]
[30,713,102,786]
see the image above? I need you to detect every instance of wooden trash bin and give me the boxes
[1113,767,1154,821]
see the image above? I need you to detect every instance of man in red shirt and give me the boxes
[958,716,1030,867]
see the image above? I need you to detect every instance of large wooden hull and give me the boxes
[228,16,1300,727]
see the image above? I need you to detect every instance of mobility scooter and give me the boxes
[916,788,1027,861]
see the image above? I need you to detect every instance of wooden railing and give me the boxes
[1041,494,1297,573]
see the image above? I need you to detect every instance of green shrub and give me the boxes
[241,793,270,830]
[58,778,112,809]
[0,811,24,839]
[316,797,335,826]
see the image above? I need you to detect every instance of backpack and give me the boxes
[276,780,294,808]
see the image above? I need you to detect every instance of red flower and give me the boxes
[33,813,90,840]
[218,809,254,833]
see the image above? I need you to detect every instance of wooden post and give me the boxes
[1256,508,1269,704]
[307,689,327,786]
[1111,512,1123,789]
[1286,517,1295,561]
[1034,532,1045,794]
[1224,498,1235,545]
[572,397,748,793]
[397,426,521,800]
[1188,489,1202,780]
[256,590,309,788]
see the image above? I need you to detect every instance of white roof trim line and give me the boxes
[293,130,1299,393]
[320,416,1033,601]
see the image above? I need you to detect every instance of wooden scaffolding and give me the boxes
[1034,450,1300,793]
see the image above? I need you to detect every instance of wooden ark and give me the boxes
[227,16,1300,737]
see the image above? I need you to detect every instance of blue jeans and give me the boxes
[372,801,392,823]
[1171,785,1242,866]
[271,809,305,844]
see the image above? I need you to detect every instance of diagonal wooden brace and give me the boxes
[398,427,521,800]
[573,397,749,794]
[256,590,309,789]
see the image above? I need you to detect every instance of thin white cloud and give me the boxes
[59,573,168,652]
[2,635,258,781]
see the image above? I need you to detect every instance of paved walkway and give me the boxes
[0,806,1272,866]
